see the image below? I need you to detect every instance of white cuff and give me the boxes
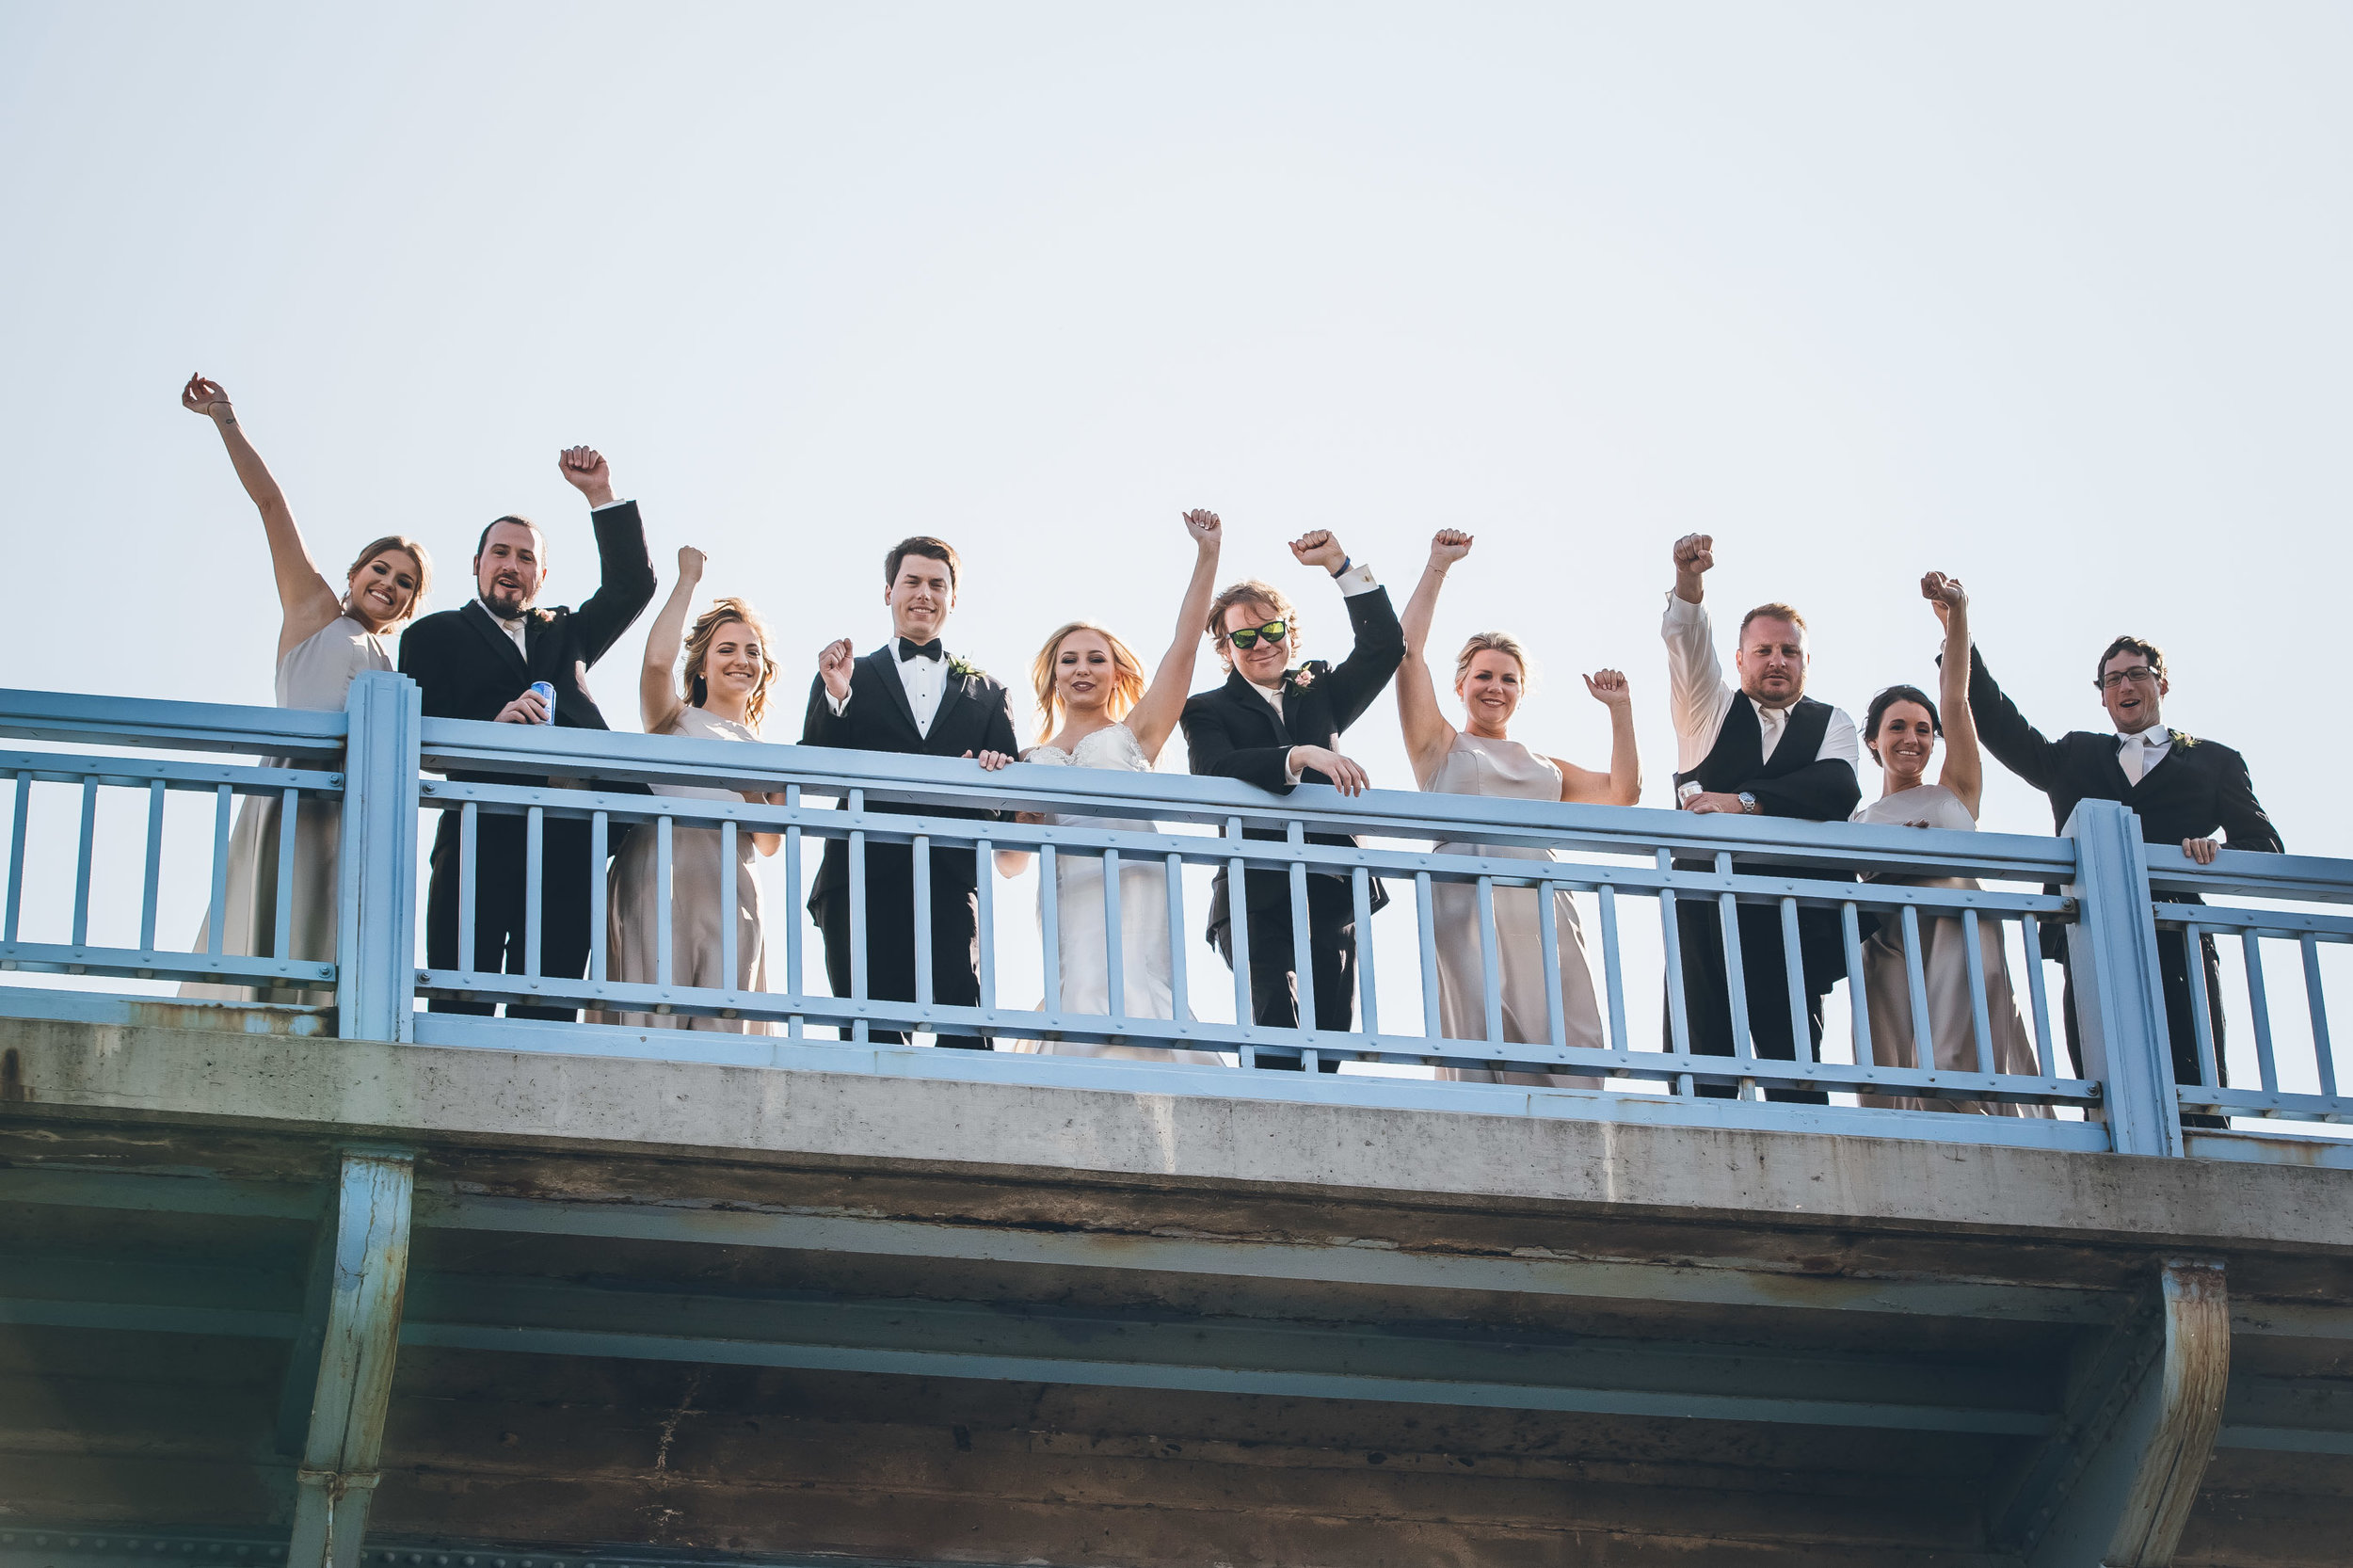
[1284,746,1305,786]
[826,689,851,716]
[1334,561,1380,597]
[590,498,633,513]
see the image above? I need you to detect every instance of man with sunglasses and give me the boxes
[1180,529,1404,1066]
[1965,629,2281,1113]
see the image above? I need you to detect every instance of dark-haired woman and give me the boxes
[600,547,783,1033]
[1851,574,2045,1114]
[179,376,433,1002]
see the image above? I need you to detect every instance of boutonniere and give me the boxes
[2174,732,2201,749]
[948,654,984,680]
[1290,664,1318,690]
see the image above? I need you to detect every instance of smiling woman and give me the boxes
[173,374,433,1004]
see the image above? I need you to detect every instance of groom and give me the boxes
[802,536,1019,1048]
[400,446,658,1019]
[1964,619,2281,1113]
[1180,529,1403,1067]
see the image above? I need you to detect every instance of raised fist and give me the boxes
[1429,529,1474,569]
[182,374,232,419]
[817,637,856,702]
[1583,668,1632,709]
[678,545,707,583]
[1183,509,1223,549]
[1673,533,1715,577]
[1289,529,1348,572]
[1919,570,1966,619]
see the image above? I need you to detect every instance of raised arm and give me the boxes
[1553,670,1642,806]
[1396,530,1470,786]
[1124,509,1225,762]
[184,375,343,659]
[1923,572,1984,816]
[638,546,704,735]
[1291,528,1405,733]
[1660,534,1735,762]
[557,447,659,667]
[1961,638,2064,793]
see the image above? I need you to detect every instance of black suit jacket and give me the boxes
[1967,646,2281,956]
[397,501,658,789]
[798,645,1020,913]
[1180,585,1405,931]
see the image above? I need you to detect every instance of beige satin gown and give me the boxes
[1419,731,1609,1088]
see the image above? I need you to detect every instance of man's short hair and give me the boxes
[474,515,541,560]
[885,536,960,592]
[1737,601,1808,641]
[2095,635,2165,684]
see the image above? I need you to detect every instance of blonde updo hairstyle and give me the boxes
[1454,631,1531,695]
[344,534,434,626]
[681,597,778,733]
[1032,620,1148,743]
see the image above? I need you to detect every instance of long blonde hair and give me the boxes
[1031,620,1147,742]
[682,597,777,732]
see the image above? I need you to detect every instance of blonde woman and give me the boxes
[994,510,1224,1062]
[603,548,783,1032]
[1397,529,1640,1087]
[178,374,432,1002]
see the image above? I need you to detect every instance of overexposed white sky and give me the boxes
[3,4,2347,1072]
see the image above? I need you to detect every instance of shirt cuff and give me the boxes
[826,689,851,716]
[1284,746,1305,786]
[1334,561,1379,597]
[590,498,633,513]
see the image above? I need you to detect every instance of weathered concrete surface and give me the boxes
[4,1017,2352,1255]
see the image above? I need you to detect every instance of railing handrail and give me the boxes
[0,686,350,759]
[2148,847,2353,906]
[416,712,2082,879]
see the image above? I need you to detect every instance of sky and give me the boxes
[2,4,2347,1086]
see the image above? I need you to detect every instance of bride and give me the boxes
[992,509,1225,1064]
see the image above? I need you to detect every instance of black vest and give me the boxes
[1674,694,1835,797]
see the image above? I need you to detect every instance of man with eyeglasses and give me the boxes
[1965,630,2281,1113]
[1180,529,1404,1066]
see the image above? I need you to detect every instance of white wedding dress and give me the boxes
[1005,723,1225,1065]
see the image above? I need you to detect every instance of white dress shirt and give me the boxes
[828,637,949,738]
[1659,592,1861,776]
[2118,727,2173,783]
[1245,560,1384,784]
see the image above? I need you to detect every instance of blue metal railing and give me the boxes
[0,675,2343,1163]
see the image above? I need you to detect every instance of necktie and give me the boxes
[2121,734,2146,785]
[899,637,943,662]
[1757,705,1785,763]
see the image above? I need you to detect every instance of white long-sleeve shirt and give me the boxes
[1660,592,1860,777]
[826,636,950,737]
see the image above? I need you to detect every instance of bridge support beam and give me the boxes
[1995,1256,2229,1566]
[286,1149,414,1568]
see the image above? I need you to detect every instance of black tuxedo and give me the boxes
[399,501,657,1019]
[1668,694,1863,1103]
[1179,585,1403,1061]
[799,644,1019,1048]
[1968,648,2282,1095]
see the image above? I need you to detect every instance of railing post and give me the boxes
[336,672,423,1044]
[2064,800,2181,1157]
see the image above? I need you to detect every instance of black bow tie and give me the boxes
[898,638,943,662]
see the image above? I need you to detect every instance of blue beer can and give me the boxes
[528,680,556,724]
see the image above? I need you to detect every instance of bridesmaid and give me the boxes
[178,375,431,1003]
[602,548,783,1033]
[1396,529,1640,1087]
[990,509,1225,1064]
[1850,572,2049,1116]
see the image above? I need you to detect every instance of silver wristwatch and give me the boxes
[1737,792,1759,814]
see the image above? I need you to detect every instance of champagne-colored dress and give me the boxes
[1419,730,1608,1088]
[1002,723,1225,1065]
[601,707,775,1033]
[182,615,389,1004]
[1852,784,2049,1116]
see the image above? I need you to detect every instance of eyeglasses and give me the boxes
[1226,619,1289,651]
[2096,666,2160,691]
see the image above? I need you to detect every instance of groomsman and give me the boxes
[1662,534,1862,1102]
[1964,622,2281,1115]
[1180,529,1403,1067]
[400,447,658,1019]
[802,536,1019,1049]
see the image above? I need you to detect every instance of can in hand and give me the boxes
[1676,779,1703,807]
[528,680,556,724]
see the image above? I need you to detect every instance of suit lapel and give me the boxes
[865,646,921,742]
[463,600,531,682]
[2132,730,2186,792]
[931,657,969,744]
[1226,669,1292,744]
